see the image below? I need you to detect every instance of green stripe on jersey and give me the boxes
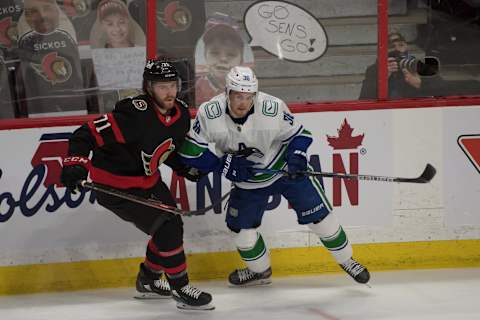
[238,234,267,261]
[251,145,288,182]
[321,226,348,251]
[178,139,207,158]
[301,129,312,137]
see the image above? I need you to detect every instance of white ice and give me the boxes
[1,268,479,320]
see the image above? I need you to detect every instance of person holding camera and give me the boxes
[359,32,444,99]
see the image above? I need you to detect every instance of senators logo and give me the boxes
[0,17,17,48]
[158,1,192,32]
[141,139,175,176]
[62,0,90,18]
[458,134,480,174]
[31,52,72,84]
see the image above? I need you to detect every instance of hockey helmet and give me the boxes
[143,59,178,82]
[225,66,258,95]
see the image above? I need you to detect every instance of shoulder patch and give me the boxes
[262,100,278,117]
[204,101,222,119]
[132,99,148,111]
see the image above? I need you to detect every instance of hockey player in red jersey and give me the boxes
[60,59,214,311]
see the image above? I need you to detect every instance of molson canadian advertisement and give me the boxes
[0,111,392,265]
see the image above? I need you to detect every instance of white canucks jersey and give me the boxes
[180,91,312,189]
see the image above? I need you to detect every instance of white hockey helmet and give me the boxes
[225,66,258,95]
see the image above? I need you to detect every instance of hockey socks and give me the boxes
[309,214,370,283]
[235,229,271,273]
[309,213,353,263]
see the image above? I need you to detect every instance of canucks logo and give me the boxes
[262,100,278,117]
[205,101,222,119]
[31,52,72,84]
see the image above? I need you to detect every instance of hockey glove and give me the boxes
[61,156,89,193]
[286,150,308,181]
[220,153,256,182]
[176,166,207,182]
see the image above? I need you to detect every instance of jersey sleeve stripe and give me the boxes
[179,139,208,158]
[87,121,105,147]
[107,113,126,144]
[301,129,312,137]
[186,134,208,147]
[281,125,303,143]
[250,145,288,182]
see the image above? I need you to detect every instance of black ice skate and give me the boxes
[340,258,370,284]
[228,267,272,286]
[171,284,214,310]
[134,263,171,299]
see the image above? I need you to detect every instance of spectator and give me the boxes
[359,31,446,99]
[90,0,145,49]
[16,0,86,116]
[194,13,254,106]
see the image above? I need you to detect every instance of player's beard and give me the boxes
[155,95,176,112]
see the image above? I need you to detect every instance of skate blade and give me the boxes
[176,302,215,311]
[134,291,172,299]
[229,278,272,287]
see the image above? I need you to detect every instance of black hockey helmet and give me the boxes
[143,59,178,82]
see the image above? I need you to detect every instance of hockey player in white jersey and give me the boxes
[179,66,370,286]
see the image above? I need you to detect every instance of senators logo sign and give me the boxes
[0,17,17,48]
[458,134,480,174]
[31,52,72,84]
[62,0,90,19]
[158,1,192,32]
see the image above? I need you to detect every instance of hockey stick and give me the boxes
[252,163,436,184]
[81,181,231,216]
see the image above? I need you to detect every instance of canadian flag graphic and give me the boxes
[458,134,480,174]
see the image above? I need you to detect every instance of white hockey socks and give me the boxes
[234,229,271,273]
[309,213,353,264]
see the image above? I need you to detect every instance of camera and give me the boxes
[388,51,439,76]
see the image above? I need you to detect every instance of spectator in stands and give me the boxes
[90,0,145,49]
[195,13,253,106]
[16,0,85,116]
[359,31,446,99]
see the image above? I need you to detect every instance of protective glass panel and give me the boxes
[0,0,147,118]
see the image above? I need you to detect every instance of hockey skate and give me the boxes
[134,263,172,299]
[340,258,370,284]
[171,284,214,310]
[228,267,272,286]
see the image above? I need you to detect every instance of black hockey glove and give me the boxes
[177,166,207,182]
[220,153,257,182]
[286,150,308,181]
[61,156,89,193]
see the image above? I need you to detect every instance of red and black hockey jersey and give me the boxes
[68,94,191,189]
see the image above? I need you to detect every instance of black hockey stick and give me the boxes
[81,181,231,216]
[252,163,436,184]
